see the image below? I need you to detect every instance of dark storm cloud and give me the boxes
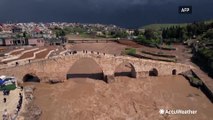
[0,0,213,28]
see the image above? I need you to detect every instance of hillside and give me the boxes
[141,23,187,30]
[141,19,213,30]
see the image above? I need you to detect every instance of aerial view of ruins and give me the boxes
[0,0,213,120]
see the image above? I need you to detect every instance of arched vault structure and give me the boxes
[0,51,192,83]
[114,61,137,78]
[66,57,104,81]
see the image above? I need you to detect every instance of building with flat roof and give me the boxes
[0,38,45,46]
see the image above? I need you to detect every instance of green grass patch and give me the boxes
[79,33,94,38]
[124,48,136,55]
[141,23,187,30]
[156,44,176,50]
[141,51,176,58]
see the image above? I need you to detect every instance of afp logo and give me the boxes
[179,6,192,14]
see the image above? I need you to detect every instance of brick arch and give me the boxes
[149,68,159,76]
[23,73,40,82]
[114,61,137,78]
[66,57,105,81]
[0,52,192,83]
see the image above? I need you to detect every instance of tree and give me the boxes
[55,29,66,37]
[162,28,168,39]
[110,31,128,38]
[133,29,140,36]
[23,31,27,38]
[144,29,155,40]
[16,34,21,38]
[203,29,213,39]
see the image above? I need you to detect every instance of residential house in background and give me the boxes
[4,38,14,46]
[0,38,45,46]
[2,26,12,33]
[27,38,45,46]
[12,26,22,33]
[4,38,26,46]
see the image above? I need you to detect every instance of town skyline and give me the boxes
[0,0,213,28]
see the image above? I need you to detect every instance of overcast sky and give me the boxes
[0,0,213,28]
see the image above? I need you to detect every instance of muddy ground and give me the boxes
[31,76,213,120]
[23,41,213,120]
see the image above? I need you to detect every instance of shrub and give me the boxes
[125,48,136,55]
[189,77,203,88]
[141,51,176,58]
[193,48,213,77]
[135,35,160,47]
[156,44,176,50]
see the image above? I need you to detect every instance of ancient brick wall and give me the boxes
[0,51,192,83]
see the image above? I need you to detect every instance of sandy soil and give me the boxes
[4,49,40,63]
[67,58,104,80]
[67,43,127,55]
[3,46,57,63]
[10,49,26,56]
[118,40,142,48]
[0,89,23,119]
[7,41,211,120]
[31,76,213,120]
[35,47,56,59]
[67,41,192,63]
[116,40,191,62]
[26,56,213,120]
